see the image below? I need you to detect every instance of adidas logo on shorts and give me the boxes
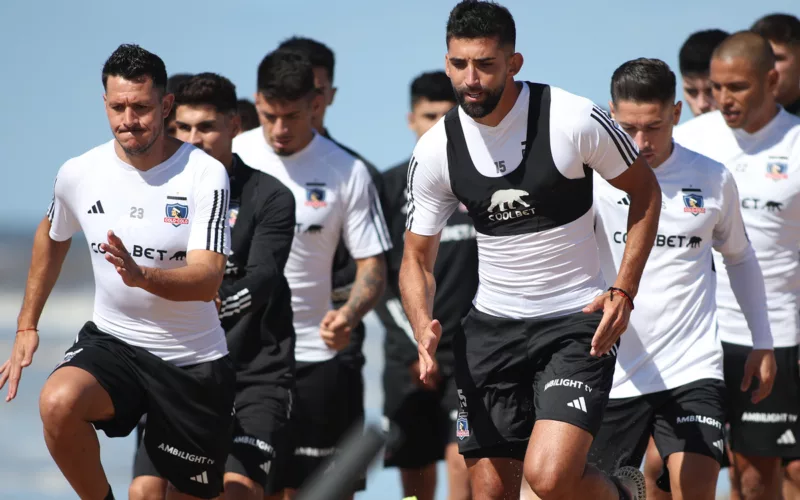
[260,462,272,474]
[567,396,587,412]
[189,471,209,484]
[713,440,724,451]
[777,429,797,446]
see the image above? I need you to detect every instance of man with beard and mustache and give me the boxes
[399,2,661,499]
[232,49,391,497]
[751,14,800,118]
[0,44,235,500]
[674,31,800,500]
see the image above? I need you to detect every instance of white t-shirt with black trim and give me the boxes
[405,84,637,319]
[233,130,392,362]
[47,140,231,366]
[595,142,757,397]
[675,109,800,347]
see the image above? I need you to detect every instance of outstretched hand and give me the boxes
[0,329,39,402]
[101,230,144,288]
[417,319,442,385]
[583,290,633,357]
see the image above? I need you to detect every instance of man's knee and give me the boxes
[129,475,167,500]
[735,455,781,498]
[223,472,263,500]
[524,452,581,499]
[39,367,112,428]
[786,459,800,484]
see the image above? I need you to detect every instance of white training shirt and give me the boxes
[675,109,800,347]
[47,140,231,366]
[233,129,391,362]
[595,142,770,397]
[406,83,636,319]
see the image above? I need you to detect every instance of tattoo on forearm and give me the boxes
[344,258,386,322]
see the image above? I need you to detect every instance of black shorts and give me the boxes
[588,378,727,478]
[724,342,800,457]
[285,357,363,491]
[226,387,292,492]
[454,308,615,461]
[135,386,293,494]
[383,359,459,469]
[56,322,235,499]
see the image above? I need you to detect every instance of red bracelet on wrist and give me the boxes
[608,287,634,310]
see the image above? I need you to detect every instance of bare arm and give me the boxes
[139,250,226,302]
[398,231,441,341]
[102,230,225,302]
[340,254,387,325]
[17,217,71,330]
[606,156,661,298]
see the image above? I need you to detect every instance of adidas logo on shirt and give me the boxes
[777,429,796,446]
[567,396,587,412]
[713,440,724,451]
[189,471,209,484]
[617,196,631,206]
[87,200,105,214]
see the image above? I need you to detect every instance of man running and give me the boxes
[0,44,235,500]
[276,40,387,490]
[378,70,475,500]
[128,73,297,500]
[675,31,800,500]
[400,2,661,499]
[589,57,776,500]
[233,49,390,496]
[751,14,800,117]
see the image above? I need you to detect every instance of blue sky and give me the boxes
[1,0,796,229]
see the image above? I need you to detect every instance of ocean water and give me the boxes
[0,286,732,499]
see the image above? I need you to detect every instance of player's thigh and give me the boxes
[143,355,236,500]
[724,343,800,458]
[43,322,145,434]
[452,308,534,462]
[664,452,720,500]
[464,457,524,500]
[129,474,168,500]
[226,387,292,497]
[284,358,346,490]
[587,395,654,474]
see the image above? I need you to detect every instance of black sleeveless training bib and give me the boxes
[444,82,594,237]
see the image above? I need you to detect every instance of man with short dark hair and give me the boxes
[165,73,193,137]
[276,36,387,492]
[0,44,235,500]
[678,30,729,116]
[751,13,800,117]
[378,70,474,500]
[588,57,776,500]
[233,49,391,496]
[675,31,800,500]
[237,99,260,134]
[128,72,296,500]
[400,2,662,499]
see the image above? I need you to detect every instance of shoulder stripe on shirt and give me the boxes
[593,105,638,156]
[368,185,392,251]
[405,157,418,230]
[591,106,637,166]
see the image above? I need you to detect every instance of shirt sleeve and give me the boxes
[714,168,773,349]
[341,160,393,260]
[218,184,296,322]
[48,165,81,242]
[575,104,639,181]
[405,136,460,236]
[712,168,750,259]
[187,159,232,255]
